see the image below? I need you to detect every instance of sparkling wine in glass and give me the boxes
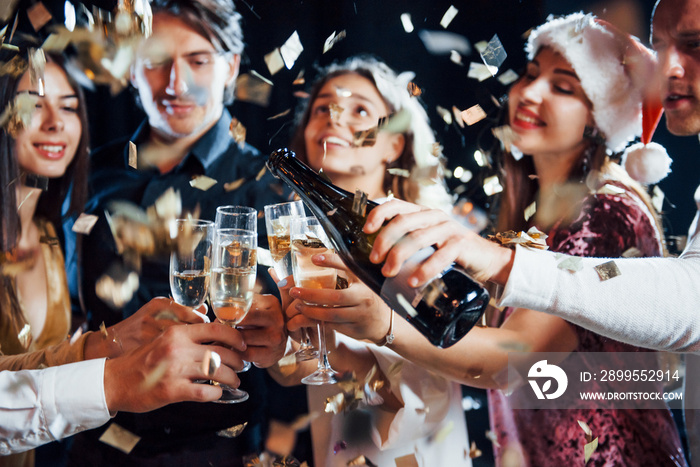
[264,201,318,361]
[210,228,257,403]
[169,219,214,308]
[291,216,339,385]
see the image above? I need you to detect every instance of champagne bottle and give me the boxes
[267,148,488,348]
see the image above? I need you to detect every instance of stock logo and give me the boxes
[528,360,568,400]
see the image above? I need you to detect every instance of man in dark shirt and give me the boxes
[65,1,289,465]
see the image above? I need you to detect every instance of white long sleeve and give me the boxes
[0,358,111,454]
[500,224,700,353]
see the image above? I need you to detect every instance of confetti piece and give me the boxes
[491,125,519,152]
[153,309,179,322]
[396,293,418,318]
[326,207,338,216]
[387,168,410,178]
[352,189,368,216]
[329,102,344,122]
[440,5,459,29]
[236,73,274,107]
[468,62,496,81]
[280,31,303,70]
[17,324,32,350]
[140,360,168,390]
[264,49,284,75]
[622,247,642,258]
[482,175,503,196]
[229,117,247,148]
[27,2,52,31]
[417,30,471,55]
[485,430,501,448]
[265,420,296,456]
[469,441,483,459]
[436,106,452,125]
[255,165,267,181]
[461,104,487,126]
[394,453,419,467]
[323,30,346,53]
[430,420,454,443]
[224,178,245,192]
[407,81,422,97]
[449,50,463,65]
[0,0,19,23]
[556,255,583,273]
[596,184,626,195]
[189,175,217,191]
[69,326,84,345]
[452,106,465,128]
[293,70,305,85]
[347,455,378,467]
[256,247,274,268]
[352,127,377,147]
[99,423,141,454]
[523,201,536,222]
[128,141,137,169]
[652,185,664,213]
[268,109,291,120]
[497,69,519,86]
[400,13,414,33]
[584,437,599,464]
[577,420,593,439]
[217,422,248,438]
[480,34,507,70]
[72,213,99,235]
[593,260,621,281]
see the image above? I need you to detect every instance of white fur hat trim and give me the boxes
[623,142,672,185]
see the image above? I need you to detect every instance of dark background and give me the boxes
[8,0,694,465]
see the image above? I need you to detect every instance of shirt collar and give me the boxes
[127,110,233,172]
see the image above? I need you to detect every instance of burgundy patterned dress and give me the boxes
[488,182,688,466]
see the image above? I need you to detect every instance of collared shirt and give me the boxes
[64,111,290,463]
[0,358,110,455]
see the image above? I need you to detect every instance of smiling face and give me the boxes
[130,12,239,141]
[14,62,81,178]
[652,0,700,136]
[508,47,593,162]
[303,73,404,190]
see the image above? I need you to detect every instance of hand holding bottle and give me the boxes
[364,198,515,286]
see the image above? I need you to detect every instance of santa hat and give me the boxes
[526,12,671,184]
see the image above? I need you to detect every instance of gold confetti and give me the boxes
[440,5,459,29]
[0,55,28,79]
[224,178,245,192]
[396,293,418,318]
[468,62,496,81]
[28,48,46,96]
[293,70,305,85]
[189,175,217,191]
[450,50,463,65]
[469,441,483,459]
[622,247,642,258]
[387,168,410,178]
[593,260,621,281]
[69,326,84,345]
[523,201,536,222]
[95,267,140,309]
[264,49,284,75]
[352,189,368,217]
[652,185,664,213]
[229,118,247,148]
[267,108,291,120]
[485,429,501,448]
[577,420,593,439]
[461,104,487,126]
[277,354,297,376]
[289,412,320,431]
[217,422,248,438]
[394,453,419,467]
[255,165,267,181]
[407,81,422,97]
[329,102,344,122]
[153,309,180,322]
[324,392,346,414]
[99,423,141,454]
[596,183,626,195]
[480,34,507,71]
[235,73,273,107]
[347,455,377,467]
[352,127,377,147]
[1,94,39,137]
[17,324,32,350]
[323,30,346,54]
[27,2,53,31]
[326,207,338,216]
[140,360,168,390]
[127,141,137,168]
[72,213,99,235]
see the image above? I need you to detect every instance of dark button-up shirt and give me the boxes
[65,111,290,464]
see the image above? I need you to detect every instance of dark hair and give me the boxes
[0,53,89,252]
[289,56,452,208]
[151,0,243,105]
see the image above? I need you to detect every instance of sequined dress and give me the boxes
[488,183,688,466]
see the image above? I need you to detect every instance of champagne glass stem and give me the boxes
[317,322,333,372]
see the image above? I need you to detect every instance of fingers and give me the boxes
[311,252,348,272]
[363,199,425,234]
[145,297,208,324]
[178,322,247,352]
[288,287,347,308]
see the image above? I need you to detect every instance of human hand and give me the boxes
[85,297,209,360]
[364,199,514,285]
[236,294,287,368]
[286,252,392,345]
[103,322,246,413]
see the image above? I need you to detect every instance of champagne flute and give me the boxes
[264,200,318,362]
[210,228,257,403]
[291,216,339,385]
[169,219,214,308]
[215,205,257,371]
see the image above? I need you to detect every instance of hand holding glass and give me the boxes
[291,216,338,385]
